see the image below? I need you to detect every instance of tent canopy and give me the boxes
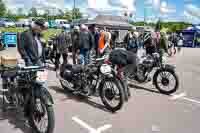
[85,15,133,30]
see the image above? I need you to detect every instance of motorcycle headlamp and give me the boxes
[100,64,112,75]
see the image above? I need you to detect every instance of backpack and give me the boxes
[109,49,136,66]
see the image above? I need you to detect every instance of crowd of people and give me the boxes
[50,24,120,70]
[17,19,184,70]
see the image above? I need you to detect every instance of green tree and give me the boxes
[29,7,38,17]
[72,8,82,19]
[0,0,6,16]
[17,8,23,16]
[6,10,14,18]
[64,9,72,21]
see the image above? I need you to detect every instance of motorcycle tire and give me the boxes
[99,77,125,112]
[173,47,177,55]
[153,68,179,95]
[118,78,130,102]
[28,97,55,133]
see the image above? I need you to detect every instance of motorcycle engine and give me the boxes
[136,55,154,82]
[136,64,147,82]
[142,55,154,68]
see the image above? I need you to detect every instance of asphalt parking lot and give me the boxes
[0,48,200,133]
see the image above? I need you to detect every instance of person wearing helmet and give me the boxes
[18,19,48,66]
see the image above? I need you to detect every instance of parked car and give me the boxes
[16,19,30,27]
[0,19,16,27]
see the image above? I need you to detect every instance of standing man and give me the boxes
[89,24,100,58]
[71,26,80,64]
[18,19,47,66]
[124,27,138,53]
[98,27,111,57]
[79,24,95,65]
[55,26,71,70]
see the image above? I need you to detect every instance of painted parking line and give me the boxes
[170,92,200,105]
[72,116,112,133]
[182,97,200,104]
[170,92,186,100]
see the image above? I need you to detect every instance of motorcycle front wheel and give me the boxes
[100,77,125,112]
[153,68,179,95]
[168,47,176,56]
[29,98,55,133]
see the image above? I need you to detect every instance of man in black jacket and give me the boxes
[18,19,47,66]
[79,24,95,65]
[54,26,71,70]
[71,26,80,64]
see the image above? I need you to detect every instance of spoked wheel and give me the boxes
[29,98,55,133]
[100,78,125,112]
[153,68,179,95]
[168,47,176,56]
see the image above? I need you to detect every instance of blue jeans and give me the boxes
[80,48,90,65]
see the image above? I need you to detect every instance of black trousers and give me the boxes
[55,53,68,70]
[72,49,78,64]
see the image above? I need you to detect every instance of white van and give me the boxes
[55,19,70,28]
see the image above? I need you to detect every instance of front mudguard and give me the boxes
[34,83,54,105]
[162,64,176,70]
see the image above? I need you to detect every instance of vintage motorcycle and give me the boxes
[127,51,179,95]
[57,56,125,112]
[0,65,55,133]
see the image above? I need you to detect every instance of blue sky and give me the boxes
[4,0,200,23]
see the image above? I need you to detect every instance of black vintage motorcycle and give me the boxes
[127,51,179,95]
[57,57,125,112]
[0,65,55,133]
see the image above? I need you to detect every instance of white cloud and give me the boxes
[4,0,65,11]
[87,0,136,17]
[183,9,200,24]
[159,1,176,15]
[185,4,200,18]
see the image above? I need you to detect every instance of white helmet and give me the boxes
[74,26,79,30]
